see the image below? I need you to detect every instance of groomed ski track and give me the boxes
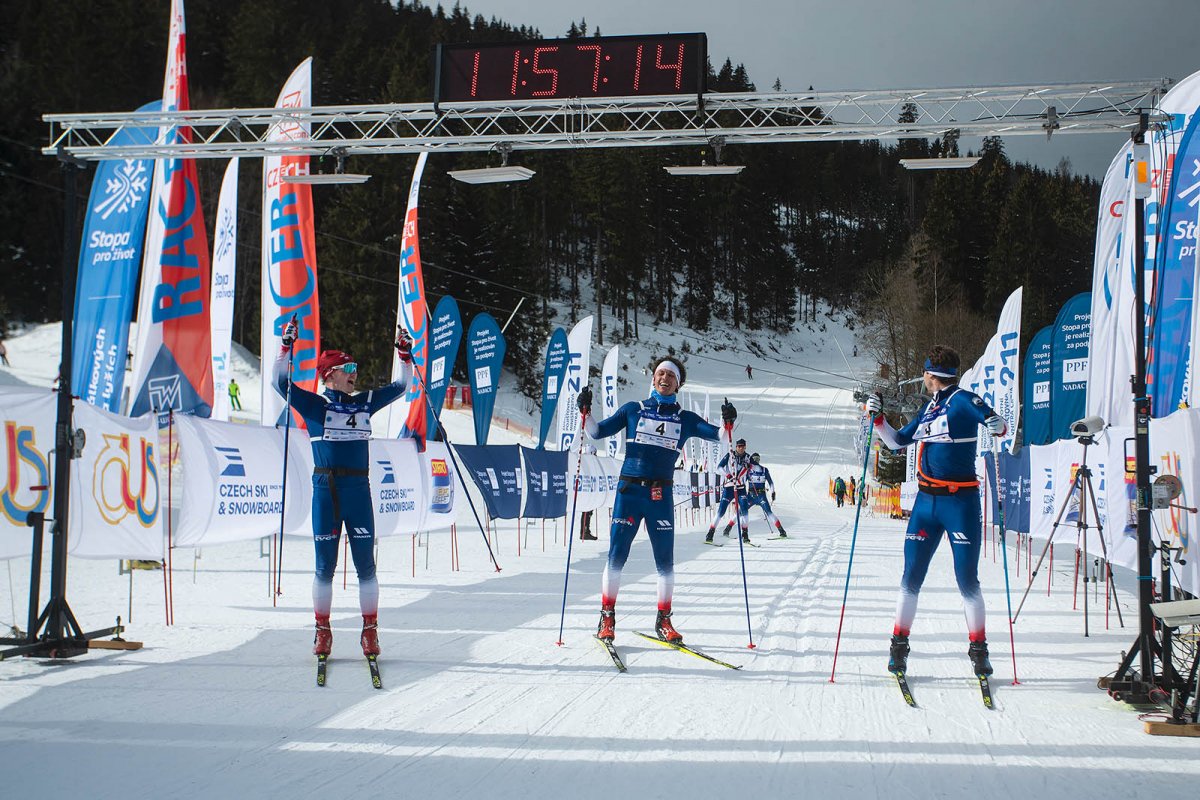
[0,321,1197,799]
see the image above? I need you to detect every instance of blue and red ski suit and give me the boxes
[874,385,997,642]
[274,349,409,617]
[584,391,722,611]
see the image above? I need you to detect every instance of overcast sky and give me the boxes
[451,0,1200,177]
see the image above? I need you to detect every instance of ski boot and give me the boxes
[741,530,751,544]
[775,523,788,538]
[313,615,333,657]
[581,530,598,541]
[704,530,715,544]
[888,634,910,674]
[655,609,683,644]
[722,522,734,537]
[968,640,993,676]
[360,614,381,656]
[597,603,616,641]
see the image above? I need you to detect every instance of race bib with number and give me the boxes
[634,414,683,451]
[912,411,953,443]
[322,402,372,441]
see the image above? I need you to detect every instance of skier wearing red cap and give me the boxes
[274,321,413,662]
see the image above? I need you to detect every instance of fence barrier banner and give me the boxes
[453,443,522,519]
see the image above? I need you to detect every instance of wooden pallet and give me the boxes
[1144,720,1200,737]
[87,639,143,651]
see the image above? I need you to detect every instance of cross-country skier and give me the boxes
[274,320,413,659]
[705,438,752,544]
[577,356,734,644]
[866,345,1007,677]
[745,453,787,537]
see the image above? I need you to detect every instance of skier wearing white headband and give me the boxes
[577,355,734,644]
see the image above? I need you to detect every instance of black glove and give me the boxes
[721,398,737,423]
[281,319,298,348]
[771,491,776,502]
[577,386,593,414]
[395,329,413,363]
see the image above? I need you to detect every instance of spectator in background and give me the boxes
[0,339,8,367]
[746,364,753,379]
[228,378,242,411]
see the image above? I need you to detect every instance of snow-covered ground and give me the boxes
[0,314,1196,800]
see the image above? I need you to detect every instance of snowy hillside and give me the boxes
[0,314,1196,800]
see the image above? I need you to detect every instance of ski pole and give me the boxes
[275,315,298,607]
[409,352,502,573]
[727,415,756,649]
[991,440,1021,685]
[829,415,874,682]
[556,409,589,646]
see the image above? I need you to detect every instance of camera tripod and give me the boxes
[1013,433,1123,636]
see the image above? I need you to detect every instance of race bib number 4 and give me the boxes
[634,416,682,450]
[913,413,952,443]
[323,403,372,441]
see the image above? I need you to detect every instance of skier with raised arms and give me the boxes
[866,344,1007,677]
[275,320,413,662]
[577,355,734,644]
[705,438,752,544]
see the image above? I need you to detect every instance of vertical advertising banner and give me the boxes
[974,287,1022,455]
[1086,142,1134,429]
[388,153,430,446]
[1023,325,1053,447]
[1139,68,1200,417]
[1050,293,1091,441]
[1154,109,1200,411]
[210,157,238,422]
[537,328,569,449]
[556,316,594,452]
[466,313,506,446]
[72,100,159,413]
[600,345,621,459]
[259,58,321,428]
[425,295,463,439]
[129,0,214,419]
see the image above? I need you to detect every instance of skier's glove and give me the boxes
[865,393,883,417]
[395,328,413,363]
[985,415,1007,436]
[771,491,776,502]
[281,320,298,348]
[721,398,737,423]
[577,386,593,414]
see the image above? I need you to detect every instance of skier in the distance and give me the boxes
[866,344,1007,677]
[740,453,787,538]
[833,476,847,507]
[577,356,734,644]
[705,438,752,544]
[275,320,413,660]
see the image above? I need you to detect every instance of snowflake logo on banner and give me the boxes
[1177,156,1200,209]
[93,159,149,220]
[215,207,235,261]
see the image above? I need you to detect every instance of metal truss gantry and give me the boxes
[44,80,1168,161]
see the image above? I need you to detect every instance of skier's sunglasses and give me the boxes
[334,362,357,375]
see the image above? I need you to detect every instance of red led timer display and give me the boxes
[435,33,706,104]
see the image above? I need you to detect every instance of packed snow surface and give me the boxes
[0,315,1195,799]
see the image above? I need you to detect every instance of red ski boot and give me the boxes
[655,610,683,644]
[597,603,616,641]
[360,614,381,656]
[313,615,332,656]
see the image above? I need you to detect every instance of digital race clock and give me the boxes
[433,33,707,104]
